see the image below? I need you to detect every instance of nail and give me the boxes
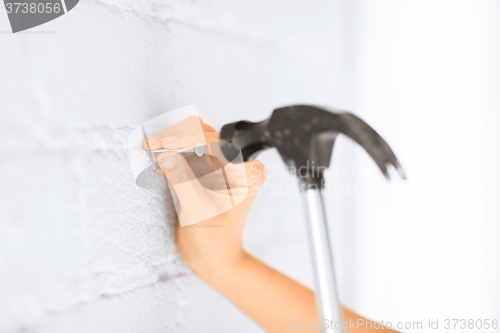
[163,155,177,170]
[145,135,160,147]
[162,136,177,143]
[161,136,180,149]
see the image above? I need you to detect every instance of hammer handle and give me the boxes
[303,188,345,333]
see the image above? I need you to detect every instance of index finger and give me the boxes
[142,116,217,151]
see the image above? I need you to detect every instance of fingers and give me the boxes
[158,152,233,226]
[245,161,266,195]
[221,160,266,205]
[142,135,163,150]
[142,116,219,151]
[156,152,265,226]
[159,132,216,151]
[143,116,267,226]
[157,151,201,187]
[142,133,200,151]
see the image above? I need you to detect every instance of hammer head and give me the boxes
[220,105,405,187]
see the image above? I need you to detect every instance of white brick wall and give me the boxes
[0,1,341,332]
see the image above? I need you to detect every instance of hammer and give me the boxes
[220,105,405,333]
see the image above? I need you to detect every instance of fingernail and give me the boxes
[163,155,177,170]
[161,136,177,144]
[162,136,180,149]
[145,135,160,147]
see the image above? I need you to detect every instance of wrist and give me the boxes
[195,250,251,287]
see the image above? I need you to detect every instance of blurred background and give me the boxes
[0,0,499,332]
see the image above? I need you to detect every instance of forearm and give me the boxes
[198,252,398,333]
[201,252,318,332]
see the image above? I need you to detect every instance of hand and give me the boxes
[143,116,266,281]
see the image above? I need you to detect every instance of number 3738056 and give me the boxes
[5,2,62,14]
[444,319,498,330]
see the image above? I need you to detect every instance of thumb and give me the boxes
[158,153,226,226]
[159,152,199,187]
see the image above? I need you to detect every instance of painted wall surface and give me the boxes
[1,1,499,333]
[346,2,500,331]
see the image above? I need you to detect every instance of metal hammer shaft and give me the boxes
[303,188,345,333]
